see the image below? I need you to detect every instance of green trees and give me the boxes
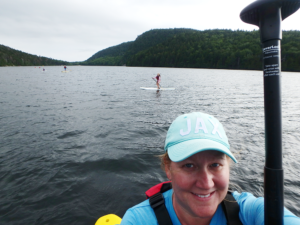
[0,44,69,66]
[84,28,300,71]
[2,28,300,71]
[282,31,300,71]
[85,41,132,65]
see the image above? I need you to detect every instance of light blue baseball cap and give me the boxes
[164,112,237,163]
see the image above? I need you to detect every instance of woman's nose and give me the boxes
[195,169,214,189]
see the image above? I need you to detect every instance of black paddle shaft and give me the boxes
[240,1,300,224]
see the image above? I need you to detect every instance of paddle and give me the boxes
[240,1,300,224]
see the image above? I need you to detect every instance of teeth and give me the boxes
[195,193,210,198]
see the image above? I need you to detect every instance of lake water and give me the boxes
[0,66,299,224]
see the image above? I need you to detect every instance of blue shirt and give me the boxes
[121,189,300,225]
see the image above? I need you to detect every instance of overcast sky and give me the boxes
[1,0,300,62]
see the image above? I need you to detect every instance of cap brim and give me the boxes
[167,139,237,163]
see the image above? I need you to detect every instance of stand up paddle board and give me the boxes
[140,87,175,90]
[95,214,122,225]
[61,71,70,73]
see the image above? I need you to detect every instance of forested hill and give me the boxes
[83,29,195,67]
[2,28,300,70]
[86,41,133,61]
[0,44,69,66]
[83,28,300,71]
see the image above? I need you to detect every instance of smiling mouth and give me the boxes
[192,191,214,198]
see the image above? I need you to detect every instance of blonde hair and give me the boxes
[158,152,171,171]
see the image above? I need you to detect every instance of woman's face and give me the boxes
[165,150,230,221]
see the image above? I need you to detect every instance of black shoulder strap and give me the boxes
[149,183,173,225]
[221,192,243,225]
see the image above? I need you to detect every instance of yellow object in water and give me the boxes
[95,214,122,225]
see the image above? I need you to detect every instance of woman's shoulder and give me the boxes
[232,191,264,216]
[231,191,300,224]
[128,189,173,210]
[232,191,263,202]
[120,199,155,225]
[125,197,151,212]
[121,189,173,225]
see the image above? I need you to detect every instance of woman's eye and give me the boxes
[211,163,220,168]
[184,163,194,168]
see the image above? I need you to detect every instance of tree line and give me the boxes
[84,28,300,72]
[1,28,300,71]
[0,44,69,67]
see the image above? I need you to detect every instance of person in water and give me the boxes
[120,112,300,225]
[155,73,161,89]
[64,65,67,71]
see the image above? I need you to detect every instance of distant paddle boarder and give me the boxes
[64,65,67,71]
[154,73,161,89]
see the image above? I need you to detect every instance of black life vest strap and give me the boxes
[221,192,243,225]
[149,183,173,225]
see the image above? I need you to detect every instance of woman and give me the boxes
[155,73,161,89]
[121,112,299,225]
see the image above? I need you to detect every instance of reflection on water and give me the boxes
[0,66,299,224]
[156,90,161,98]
